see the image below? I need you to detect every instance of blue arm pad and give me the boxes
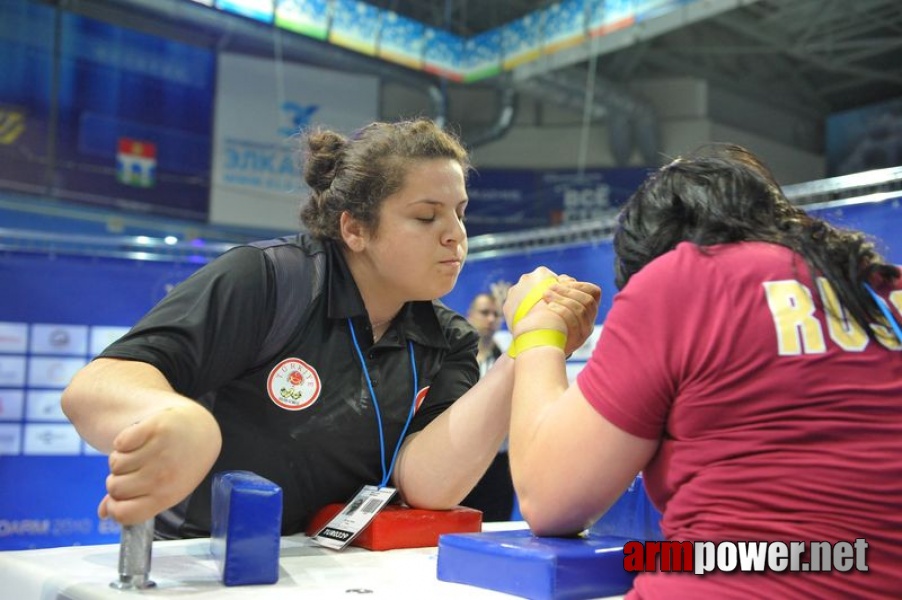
[437,529,636,599]
[210,470,283,586]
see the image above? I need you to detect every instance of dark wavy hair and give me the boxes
[299,118,470,241]
[613,144,899,336]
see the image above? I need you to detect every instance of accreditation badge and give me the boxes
[311,485,397,550]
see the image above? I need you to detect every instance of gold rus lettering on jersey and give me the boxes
[763,278,902,355]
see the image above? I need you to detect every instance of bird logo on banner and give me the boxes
[280,101,320,137]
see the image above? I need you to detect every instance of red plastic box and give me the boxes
[306,504,482,551]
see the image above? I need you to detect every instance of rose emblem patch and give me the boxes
[267,358,322,410]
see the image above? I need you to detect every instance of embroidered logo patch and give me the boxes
[415,386,430,412]
[267,358,321,411]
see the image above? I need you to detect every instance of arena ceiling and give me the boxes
[370,0,902,118]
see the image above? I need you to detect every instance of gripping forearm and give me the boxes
[393,355,514,508]
[61,357,200,453]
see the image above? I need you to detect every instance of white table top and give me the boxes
[0,522,625,600]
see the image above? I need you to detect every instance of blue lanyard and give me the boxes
[864,283,902,342]
[347,318,419,488]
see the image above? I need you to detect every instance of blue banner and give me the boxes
[0,252,204,550]
[540,167,651,225]
[0,0,215,220]
[465,167,650,236]
[0,0,54,192]
[464,169,544,236]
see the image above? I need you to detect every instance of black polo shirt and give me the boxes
[99,234,479,538]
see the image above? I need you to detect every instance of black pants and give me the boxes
[461,452,515,522]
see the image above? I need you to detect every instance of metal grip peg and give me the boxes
[110,519,157,590]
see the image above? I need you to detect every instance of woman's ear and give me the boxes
[340,211,367,252]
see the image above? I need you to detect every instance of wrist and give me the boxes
[511,318,566,339]
[508,328,567,358]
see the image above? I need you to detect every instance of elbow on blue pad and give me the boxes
[437,530,636,600]
[436,476,659,598]
[436,480,660,598]
[210,470,283,586]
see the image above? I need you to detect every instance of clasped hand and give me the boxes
[100,402,221,525]
[503,267,601,355]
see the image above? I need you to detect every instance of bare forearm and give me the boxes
[63,359,223,525]
[509,346,569,514]
[394,354,514,508]
[61,358,201,453]
[509,347,659,536]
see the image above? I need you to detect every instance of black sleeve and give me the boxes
[98,246,277,397]
[406,309,480,434]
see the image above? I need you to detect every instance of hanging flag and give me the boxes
[116,138,157,187]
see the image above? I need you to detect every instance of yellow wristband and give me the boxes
[511,276,558,327]
[508,329,567,358]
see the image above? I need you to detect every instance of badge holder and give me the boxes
[311,485,397,550]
